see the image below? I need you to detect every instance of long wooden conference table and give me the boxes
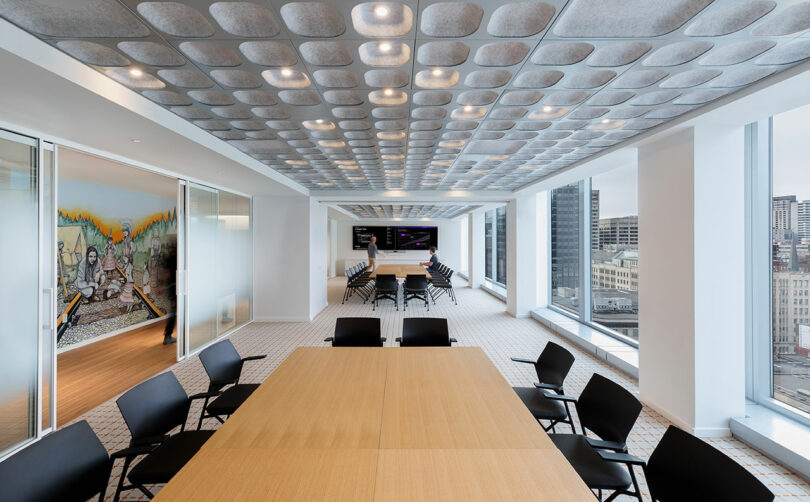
[369,263,428,279]
[155,347,593,501]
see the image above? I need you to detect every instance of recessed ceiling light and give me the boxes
[601,118,610,124]
[285,160,307,165]
[315,119,324,124]
[130,139,141,143]
[374,5,389,17]
[281,68,293,76]
[379,42,392,52]
[543,105,553,113]
[317,182,334,186]
[129,68,143,77]
[384,88,394,96]
[463,105,473,112]
[486,155,508,161]
[431,68,443,77]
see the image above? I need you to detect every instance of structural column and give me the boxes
[468,209,485,288]
[638,125,745,437]
[507,195,538,317]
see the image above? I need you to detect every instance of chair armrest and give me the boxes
[395,337,402,343]
[449,338,458,343]
[534,382,563,392]
[596,449,645,466]
[242,355,266,362]
[510,357,536,365]
[111,444,157,460]
[545,393,577,403]
[585,437,627,452]
[324,337,333,342]
[189,390,221,402]
[130,434,169,447]
[380,337,387,343]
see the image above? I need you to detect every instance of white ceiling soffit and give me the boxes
[3,1,810,193]
[337,203,481,219]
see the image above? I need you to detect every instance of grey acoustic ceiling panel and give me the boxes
[339,203,480,219]
[2,0,809,191]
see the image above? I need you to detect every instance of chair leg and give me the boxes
[113,456,134,502]
[197,395,210,430]
[136,484,155,499]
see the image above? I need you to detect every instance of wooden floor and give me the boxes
[57,320,177,426]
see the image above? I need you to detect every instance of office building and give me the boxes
[1,1,809,499]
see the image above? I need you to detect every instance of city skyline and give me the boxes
[774,102,810,201]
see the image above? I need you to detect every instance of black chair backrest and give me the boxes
[376,274,398,291]
[333,317,383,347]
[117,372,190,441]
[535,342,575,389]
[0,420,111,502]
[647,425,774,501]
[577,373,642,444]
[404,274,428,291]
[401,318,450,346]
[199,339,244,389]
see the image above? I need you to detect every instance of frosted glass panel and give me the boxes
[41,148,54,431]
[0,131,39,453]
[187,184,218,351]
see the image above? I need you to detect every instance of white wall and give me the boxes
[333,218,463,275]
[507,195,538,317]
[253,195,328,321]
[469,210,485,288]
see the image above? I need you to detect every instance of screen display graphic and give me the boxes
[395,226,438,250]
[352,226,395,250]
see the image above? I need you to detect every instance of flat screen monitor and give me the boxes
[395,226,438,251]
[352,226,395,250]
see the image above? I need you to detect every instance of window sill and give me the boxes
[481,281,506,302]
[530,307,639,379]
[730,401,810,480]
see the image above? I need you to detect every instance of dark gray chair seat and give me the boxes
[127,430,214,486]
[550,434,633,490]
[512,387,568,421]
[206,383,259,416]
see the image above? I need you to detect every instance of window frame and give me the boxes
[547,180,640,349]
[747,118,810,428]
[484,206,507,288]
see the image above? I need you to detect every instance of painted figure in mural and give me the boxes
[75,246,106,303]
[120,222,133,264]
[101,236,117,274]
[148,228,161,291]
[119,253,136,312]
[142,263,151,295]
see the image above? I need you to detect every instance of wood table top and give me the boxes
[369,264,427,278]
[155,347,593,501]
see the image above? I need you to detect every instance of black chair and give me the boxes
[373,273,399,311]
[396,317,457,346]
[196,339,267,430]
[0,420,112,502]
[113,372,218,501]
[510,342,576,433]
[325,317,386,346]
[594,425,774,502]
[547,373,643,502]
[403,274,430,310]
[429,268,457,305]
[342,266,374,304]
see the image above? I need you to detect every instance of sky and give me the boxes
[591,163,638,220]
[773,103,810,201]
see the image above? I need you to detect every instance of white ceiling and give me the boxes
[2,0,810,193]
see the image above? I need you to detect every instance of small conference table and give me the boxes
[369,263,428,278]
[155,347,593,501]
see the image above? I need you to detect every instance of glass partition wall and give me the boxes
[186,182,253,354]
[0,130,55,457]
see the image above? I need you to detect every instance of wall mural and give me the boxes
[57,179,177,349]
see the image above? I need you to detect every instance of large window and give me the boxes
[768,105,810,416]
[591,166,639,340]
[549,173,640,345]
[484,206,507,287]
[550,183,582,315]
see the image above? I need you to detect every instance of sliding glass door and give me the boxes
[0,130,42,454]
[187,183,219,352]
